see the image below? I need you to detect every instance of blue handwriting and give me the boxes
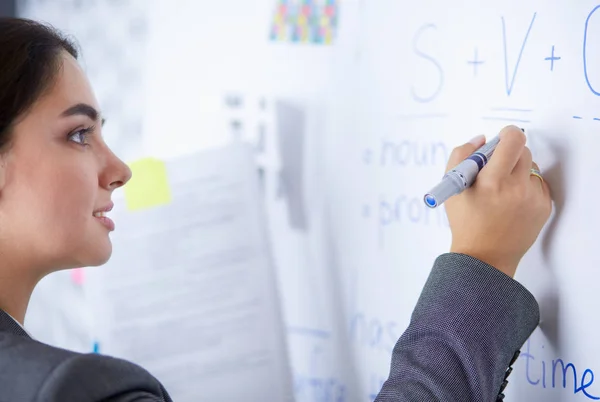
[522,339,600,400]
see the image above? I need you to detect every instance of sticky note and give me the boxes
[71,268,84,285]
[124,158,172,211]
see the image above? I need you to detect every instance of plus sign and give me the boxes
[467,48,485,77]
[545,45,561,71]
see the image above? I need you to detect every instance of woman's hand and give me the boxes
[445,125,553,278]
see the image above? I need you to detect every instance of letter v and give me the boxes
[501,13,537,96]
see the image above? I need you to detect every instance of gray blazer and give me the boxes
[0,311,172,402]
[375,253,540,401]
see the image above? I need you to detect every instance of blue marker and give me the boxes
[424,135,501,208]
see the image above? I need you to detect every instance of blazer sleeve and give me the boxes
[35,353,172,402]
[375,253,540,402]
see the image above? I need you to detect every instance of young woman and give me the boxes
[0,17,550,401]
[0,17,170,402]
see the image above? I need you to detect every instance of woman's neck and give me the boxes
[0,269,39,325]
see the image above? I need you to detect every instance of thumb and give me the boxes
[445,135,487,173]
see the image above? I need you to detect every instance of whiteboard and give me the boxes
[326,0,600,400]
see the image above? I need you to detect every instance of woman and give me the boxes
[0,17,550,401]
[0,18,171,401]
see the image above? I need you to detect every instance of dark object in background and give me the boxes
[0,0,15,17]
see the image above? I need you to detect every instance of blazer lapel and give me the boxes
[0,309,30,338]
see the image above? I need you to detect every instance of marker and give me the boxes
[423,135,501,208]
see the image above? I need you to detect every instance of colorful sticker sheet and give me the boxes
[270,0,339,45]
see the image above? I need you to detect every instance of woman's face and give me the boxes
[0,51,131,274]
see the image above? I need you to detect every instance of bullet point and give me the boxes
[362,205,370,217]
[363,150,372,164]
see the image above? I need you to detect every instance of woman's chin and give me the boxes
[81,241,113,267]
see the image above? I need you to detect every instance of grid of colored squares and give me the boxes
[270,0,339,45]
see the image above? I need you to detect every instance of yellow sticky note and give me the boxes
[124,158,172,211]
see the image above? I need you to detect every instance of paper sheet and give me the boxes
[87,145,293,401]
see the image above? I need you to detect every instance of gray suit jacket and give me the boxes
[375,253,540,401]
[0,312,172,402]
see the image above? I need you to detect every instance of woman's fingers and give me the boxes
[445,135,486,173]
[483,126,527,179]
[512,145,533,181]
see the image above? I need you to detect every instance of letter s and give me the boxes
[411,24,444,103]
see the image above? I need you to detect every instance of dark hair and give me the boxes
[0,18,78,150]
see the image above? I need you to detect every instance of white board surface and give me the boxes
[326,1,600,400]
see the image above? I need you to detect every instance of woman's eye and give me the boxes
[68,127,93,145]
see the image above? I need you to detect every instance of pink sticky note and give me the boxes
[71,268,84,285]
